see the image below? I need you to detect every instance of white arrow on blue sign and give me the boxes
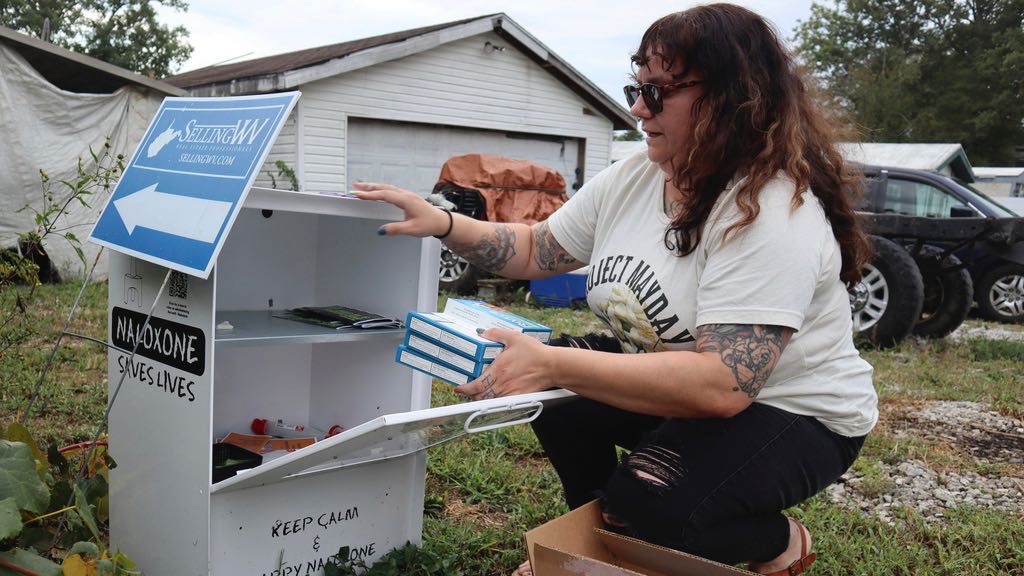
[90,92,300,278]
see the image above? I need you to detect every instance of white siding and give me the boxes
[274,32,612,194]
[300,97,346,193]
[254,107,299,189]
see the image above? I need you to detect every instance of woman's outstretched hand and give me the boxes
[352,182,449,237]
[455,328,556,400]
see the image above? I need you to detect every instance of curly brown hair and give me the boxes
[632,3,871,286]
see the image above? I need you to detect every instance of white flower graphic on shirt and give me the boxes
[599,286,665,353]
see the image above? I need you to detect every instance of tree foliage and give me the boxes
[614,129,644,142]
[0,0,192,78]
[794,0,1024,165]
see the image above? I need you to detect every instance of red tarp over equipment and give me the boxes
[434,154,568,224]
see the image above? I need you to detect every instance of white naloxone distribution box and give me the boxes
[104,187,574,575]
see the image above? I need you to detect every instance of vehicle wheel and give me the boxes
[438,245,479,294]
[975,262,1024,323]
[849,236,924,347]
[911,246,973,338]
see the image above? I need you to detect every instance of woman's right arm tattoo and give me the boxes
[447,223,518,273]
[532,222,581,272]
[696,324,787,399]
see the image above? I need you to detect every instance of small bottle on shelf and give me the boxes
[251,418,343,441]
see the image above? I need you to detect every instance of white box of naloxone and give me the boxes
[404,311,503,363]
[395,344,473,386]
[402,331,489,377]
[443,298,552,342]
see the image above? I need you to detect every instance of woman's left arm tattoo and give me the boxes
[696,324,787,399]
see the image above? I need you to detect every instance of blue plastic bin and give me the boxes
[530,269,588,308]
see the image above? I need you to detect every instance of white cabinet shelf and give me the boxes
[214,310,404,348]
[245,187,402,220]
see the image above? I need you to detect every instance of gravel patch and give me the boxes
[950,322,1024,342]
[826,401,1024,524]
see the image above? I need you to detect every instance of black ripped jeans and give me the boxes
[532,335,865,565]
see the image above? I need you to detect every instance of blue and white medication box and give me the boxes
[405,311,503,363]
[403,332,489,378]
[395,345,471,386]
[443,298,553,342]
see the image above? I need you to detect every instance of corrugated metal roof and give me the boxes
[165,16,486,89]
[610,141,646,162]
[974,167,1024,178]
[838,143,960,170]
[0,24,184,95]
[839,142,975,181]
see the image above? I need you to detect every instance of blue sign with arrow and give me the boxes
[90,92,300,278]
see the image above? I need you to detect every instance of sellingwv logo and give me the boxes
[147,122,181,158]
[146,117,270,158]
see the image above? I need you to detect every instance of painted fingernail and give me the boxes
[476,328,484,334]
[377,227,386,236]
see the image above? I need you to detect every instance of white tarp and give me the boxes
[0,42,162,280]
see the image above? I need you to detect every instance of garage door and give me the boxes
[347,118,580,196]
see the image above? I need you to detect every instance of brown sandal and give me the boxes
[761,520,816,576]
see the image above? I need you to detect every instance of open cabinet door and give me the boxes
[210,389,575,494]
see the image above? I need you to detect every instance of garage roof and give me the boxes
[839,142,975,182]
[164,13,634,130]
[0,25,184,95]
[973,167,1024,180]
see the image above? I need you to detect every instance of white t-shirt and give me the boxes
[548,150,877,437]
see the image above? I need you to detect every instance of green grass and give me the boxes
[798,496,1024,576]
[2,282,1023,575]
[1,280,108,446]
[861,335,1024,419]
[423,387,566,574]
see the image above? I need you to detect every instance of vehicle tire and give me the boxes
[849,236,924,348]
[911,246,973,338]
[975,262,1024,324]
[438,245,479,294]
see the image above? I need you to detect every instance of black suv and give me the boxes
[850,165,1024,344]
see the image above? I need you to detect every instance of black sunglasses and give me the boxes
[623,79,704,114]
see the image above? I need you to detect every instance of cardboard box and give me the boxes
[525,500,755,576]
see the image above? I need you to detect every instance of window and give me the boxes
[882,178,969,217]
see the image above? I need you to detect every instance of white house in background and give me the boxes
[0,25,184,280]
[972,167,1024,198]
[166,14,634,197]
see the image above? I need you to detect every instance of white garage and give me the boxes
[347,118,581,194]
[167,14,633,196]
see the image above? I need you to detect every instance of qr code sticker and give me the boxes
[169,272,188,300]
